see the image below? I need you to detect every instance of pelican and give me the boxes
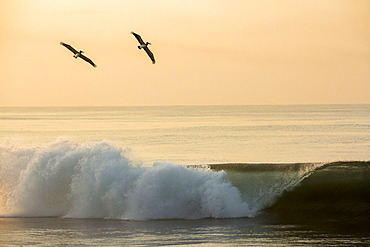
[131,32,155,64]
[60,42,97,68]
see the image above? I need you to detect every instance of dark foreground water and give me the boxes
[0,217,369,246]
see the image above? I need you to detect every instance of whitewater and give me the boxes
[1,140,256,219]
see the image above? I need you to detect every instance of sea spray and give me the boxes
[0,144,36,212]
[123,162,254,219]
[0,139,255,219]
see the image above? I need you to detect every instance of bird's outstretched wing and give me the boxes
[60,42,78,54]
[131,32,145,45]
[80,54,97,67]
[144,47,155,64]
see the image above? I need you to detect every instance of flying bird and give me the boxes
[131,32,155,64]
[60,42,97,68]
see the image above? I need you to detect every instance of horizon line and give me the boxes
[0,103,369,108]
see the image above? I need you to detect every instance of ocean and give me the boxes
[0,105,369,246]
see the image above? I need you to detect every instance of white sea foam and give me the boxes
[0,139,256,219]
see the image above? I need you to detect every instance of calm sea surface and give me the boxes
[0,105,369,246]
[1,104,369,165]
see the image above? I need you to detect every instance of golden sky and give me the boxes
[1,0,369,106]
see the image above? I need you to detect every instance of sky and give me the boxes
[1,0,369,106]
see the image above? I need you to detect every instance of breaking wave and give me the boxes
[1,139,369,223]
